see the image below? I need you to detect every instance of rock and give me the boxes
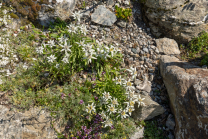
[82,74,87,79]
[136,74,152,93]
[168,132,175,139]
[156,38,180,55]
[0,105,59,139]
[104,28,110,32]
[80,9,91,19]
[140,0,208,44]
[130,126,144,139]
[91,5,117,26]
[107,0,115,6]
[134,79,142,86]
[143,47,149,53]
[160,55,208,139]
[117,21,127,28]
[131,94,165,121]
[4,0,77,29]
[131,48,137,54]
[166,114,175,131]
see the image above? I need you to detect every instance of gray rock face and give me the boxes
[131,94,165,121]
[117,21,127,28]
[136,74,152,93]
[156,38,180,55]
[140,0,208,44]
[0,105,60,139]
[160,55,208,139]
[91,5,117,26]
[130,126,144,139]
[107,0,115,6]
[166,114,175,130]
[4,0,76,29]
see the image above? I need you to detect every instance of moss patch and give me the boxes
[10,12,19,19]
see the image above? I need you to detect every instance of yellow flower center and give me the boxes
[118,79,121,82]
[121,111,126,116]
[127,82,131,86]
[128,108,133,112]
[129,92,133,98]
[110,48,113,52]
[134,71,137,75]
[88,106,92,111]
[110,107,115,112]
[130,101,134,107]
[112,100,117,105]
[105,94,109,98]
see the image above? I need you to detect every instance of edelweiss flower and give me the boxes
[3,9,7,15]
[55,64,60,68]
[80,24,88,35]
[137,95,145,107]
[76,40,86,47]
[100,49,111,60]
[99,111,107,119]
[72,11,82,22]
[107,104,117,115]
[123,79,134,90]
[126,66,137,80]
[35,46,44,54]
[67,24,77,33]
[95,47,104,57]
[86,103,96,114]
[62,56,69,64]
[102,91,112,101]
[124,99,137,108]
[105,45,115,57]
[60,39,72,53]
[126,106,135,116]
[83,52,97,64]
[115,75,124,85]
[125,91,138,100]
[57,34,68,43]
[102,117,113,127]
[47,54,56,63]
[117,109,129,119]
[83,43,93,52]
[111,97,119,106]
[47,39,56,48]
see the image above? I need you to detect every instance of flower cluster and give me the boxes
[0,9,12,27]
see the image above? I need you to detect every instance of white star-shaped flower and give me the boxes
[47,54,56,63]
[117,109,129,119]
[126,66,137,80]
[85,102,96,114]
[72,11,82,22]
[137,95,145,107]
[115,75,124,85]
[60,39,72,53]
[107,104,117,115]
[80,24,88,35]
[102,91,112,101]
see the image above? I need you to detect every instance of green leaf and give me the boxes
[50,33,58,38]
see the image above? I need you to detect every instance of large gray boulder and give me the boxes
[91,5,117,26]
[131,94,165,121]
[160,55,208,139]
[139,0,208,44]
[3,0,76,30]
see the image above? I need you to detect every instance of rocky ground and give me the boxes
[0,0,177,138]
